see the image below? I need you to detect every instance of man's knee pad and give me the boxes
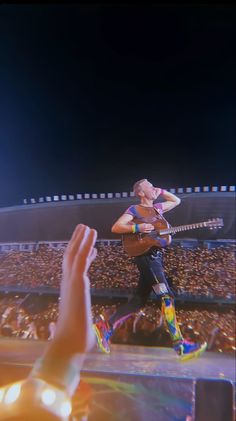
[152,282,169,295]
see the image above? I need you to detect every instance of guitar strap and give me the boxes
[129,204,169,250]
[153,206,171,227]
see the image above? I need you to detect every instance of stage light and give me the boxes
[100,193,106,198]
[61,195,67,200]
[170,188,176,193]
[68,195,74,200]
[4,383,21,404]
[92,193,98,199]
[53,195,59,201]
[186,187,192,193]
[194,187,201,192]
[220,186,227,192]
[203,186,209,192]
[122,192,128,197]
[129,191,135,197]
[30,198,36,204]
[211,186,218,192]
[38,197,44,203]
[46,196,52,202]
[107,193,113,198]
[60,400,72,417]
[115,193,121,198]
[41,388,56,406]
[23,199,27,204]
[229,186,235,192]
[177,187,183,193]
[0,388,4,402]
[76,194,82,199]
[84,193,90,199]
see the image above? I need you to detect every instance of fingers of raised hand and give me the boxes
[73,227,97,274]
[63,224,97,274]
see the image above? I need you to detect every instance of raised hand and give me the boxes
[54,224,97,354]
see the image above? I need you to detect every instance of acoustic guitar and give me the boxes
[122,218,224,257]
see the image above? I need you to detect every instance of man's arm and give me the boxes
[112,213,154,234]
[112,213,135,234]
[29,224,97,396]
[160,189,181,213]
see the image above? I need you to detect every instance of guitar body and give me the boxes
[122,218,172,257]
[122,214,223,257]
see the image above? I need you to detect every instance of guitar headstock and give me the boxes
[206,218,224,229]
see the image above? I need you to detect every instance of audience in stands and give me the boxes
[0,243,235,299]
[0,297,235,354]
[0,241,235,355]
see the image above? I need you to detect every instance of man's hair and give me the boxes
[133,179,147,197]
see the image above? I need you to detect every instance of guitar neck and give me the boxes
[159,221,209,235]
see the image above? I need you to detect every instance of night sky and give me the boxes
[0,4,235,206]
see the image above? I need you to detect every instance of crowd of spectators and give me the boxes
[163,244,236,299]
[0,244,64,288]
[0,242,235,299]
[0,241,235,353]
[0,296,235,354]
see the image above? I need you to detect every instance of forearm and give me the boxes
[112,222,135,234]
[159,189,181,212]
[162,189,181,204]
[57,274,95,353]
[29,339,85,396]
[29,272,94,397]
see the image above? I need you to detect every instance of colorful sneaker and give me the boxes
[174,340,207,362]
[93,315,112,354]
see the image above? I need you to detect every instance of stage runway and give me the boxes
[0,338,235,420]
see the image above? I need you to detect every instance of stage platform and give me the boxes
[0,338,235,420]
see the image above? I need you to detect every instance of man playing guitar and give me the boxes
[94,179,207,361]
